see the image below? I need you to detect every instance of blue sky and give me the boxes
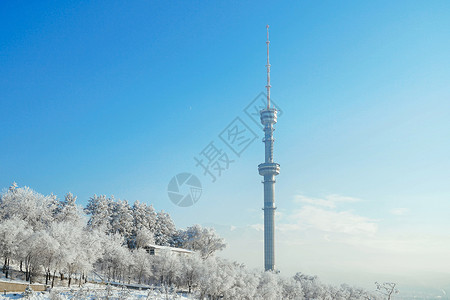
[1,0,450,295]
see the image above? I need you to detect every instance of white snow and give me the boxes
[0,283,190,299]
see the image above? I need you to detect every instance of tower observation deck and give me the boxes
[258,25,280,272]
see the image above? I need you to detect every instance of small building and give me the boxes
[143,244,194,256]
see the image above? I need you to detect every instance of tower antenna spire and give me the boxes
[266,24,271,109]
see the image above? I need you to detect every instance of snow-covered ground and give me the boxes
[0,283,191,300]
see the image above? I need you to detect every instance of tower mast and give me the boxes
[266,25,271,109]
[258,25,280,272]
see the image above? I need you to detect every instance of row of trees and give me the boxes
[0,184,380,299]
[142,253,379,300]
[0,184,225,285]
[84,194,226,259]
[85,194,175,247]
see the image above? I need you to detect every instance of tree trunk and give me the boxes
[46,268,51,285]
[25,264,29,282]
[52,270,56,288]
[4,258,9,278]
[68,275,71,287]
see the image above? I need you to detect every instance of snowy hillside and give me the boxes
[0,184,380,299]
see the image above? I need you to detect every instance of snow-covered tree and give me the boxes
[130,201,154,248]
[131,248,152,284]
[85,194,113,231]
[197,257,235,300]
[223,262,259,300]
[54,192,81,223]
[179,253,203,293]
[8,182,18,192]
[154,211,176,246]
[278,276,304,300]
[294,272,325,299]
[255,271,282,300]
[375,282,399,300]
[0,217,32,278]
[86,196,161,249]
[332,283,376,300]
[50,220,86,286]
[0,185,57,230]
[110,200,134,239]
[98,233,132,283]
[169,229,185,248]
[19,230,57,283]
[38,230,60,286]
[181,224,226,259]
[151,249,181,287]
[134,227,155,249]
[76,227,104,286]
[132,200,156,232]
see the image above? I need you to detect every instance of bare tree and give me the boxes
[375,282,399,300]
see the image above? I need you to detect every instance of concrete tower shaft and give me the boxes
[258,25,280,272]
[258,108,280,272]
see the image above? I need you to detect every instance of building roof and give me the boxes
[145,244,194,254]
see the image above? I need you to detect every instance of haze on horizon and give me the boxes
[1,1,449,297]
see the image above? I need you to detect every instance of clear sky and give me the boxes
[1,0,449,296]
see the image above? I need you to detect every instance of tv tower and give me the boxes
[258,25,280,272]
